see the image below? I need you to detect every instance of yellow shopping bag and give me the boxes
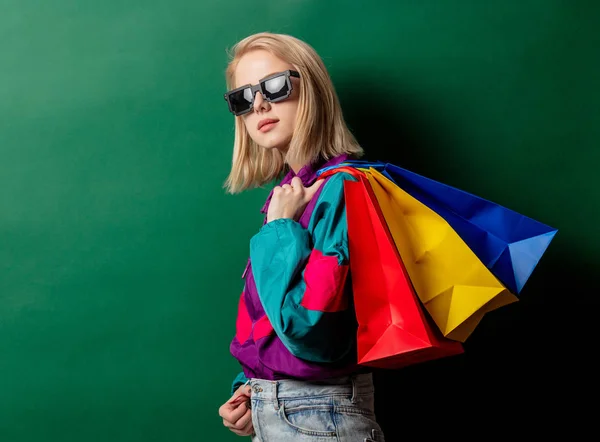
[364,168,518,342]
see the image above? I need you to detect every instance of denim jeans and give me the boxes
[248,373,385,442]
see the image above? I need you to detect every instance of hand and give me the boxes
[266,177,324,223]
[219,384,254,437]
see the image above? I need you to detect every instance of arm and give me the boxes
[249,173,357,363]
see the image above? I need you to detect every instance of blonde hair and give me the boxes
[223,32,363,194]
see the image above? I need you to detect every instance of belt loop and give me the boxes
[273,381,279,411]
[350,375,357,404]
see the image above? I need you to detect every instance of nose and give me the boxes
[253,90,271,113]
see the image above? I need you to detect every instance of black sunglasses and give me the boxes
[224,70,300,116]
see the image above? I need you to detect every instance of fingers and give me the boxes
[221,405,245,428]
[229,401,249,422]
[231,417,254,436]
[290,177,303,189]
[230,410,254,436]
[289,177,323,195]
[220,385,254,436]
[228,385,252,404]
[222,403,253,435]
[229,393,250,407]
[242,416,254,434]
[281,178,301,193]
[271,177,324,210]
[305,179,324,198]
[233,407,253,431]
[219,399,249,423]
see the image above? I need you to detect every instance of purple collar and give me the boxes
[260,154,350,214]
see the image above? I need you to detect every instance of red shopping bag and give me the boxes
[344,174,464,369]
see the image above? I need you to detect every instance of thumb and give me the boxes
[228,385,251,404]
[305,179,324,198]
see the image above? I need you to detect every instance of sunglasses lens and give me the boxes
[262,75,290,101]
[228,87,253,115]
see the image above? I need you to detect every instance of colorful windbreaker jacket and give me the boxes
[229,154,365,394]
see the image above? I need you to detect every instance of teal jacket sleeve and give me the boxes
[249,172,357,363]
[230,371,248,396]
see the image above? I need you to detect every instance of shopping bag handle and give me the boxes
[317,165,365,180]
[316,160,386,178]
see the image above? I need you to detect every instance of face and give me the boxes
[233,50,300,152]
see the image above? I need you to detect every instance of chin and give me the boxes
[255,134,292,152]
[257,142,281,150]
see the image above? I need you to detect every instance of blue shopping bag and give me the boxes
[318,160,557,295]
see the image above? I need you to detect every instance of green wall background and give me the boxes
[1,1,598,440]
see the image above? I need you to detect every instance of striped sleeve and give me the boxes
[249,172,357,363]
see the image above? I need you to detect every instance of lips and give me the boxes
[257,118,279,131]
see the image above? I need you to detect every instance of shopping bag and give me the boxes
[382,164,557,295]
[319,160,558,295]
[364,168,518,342]
[342,172,464,368]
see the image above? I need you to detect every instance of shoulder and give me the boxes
[313,171,358,209]
[319,171,359,194]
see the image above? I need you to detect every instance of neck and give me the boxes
[288,161,306,174]
[276,145,303,174]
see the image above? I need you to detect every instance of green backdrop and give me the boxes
[1,1,598,440]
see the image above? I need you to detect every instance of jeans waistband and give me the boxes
[248,373,374,401]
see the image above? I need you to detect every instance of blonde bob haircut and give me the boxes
[224,32,363,194]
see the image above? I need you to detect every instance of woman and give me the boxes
[218,32,385,442]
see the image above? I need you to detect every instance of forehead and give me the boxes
[234,50,294,88]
